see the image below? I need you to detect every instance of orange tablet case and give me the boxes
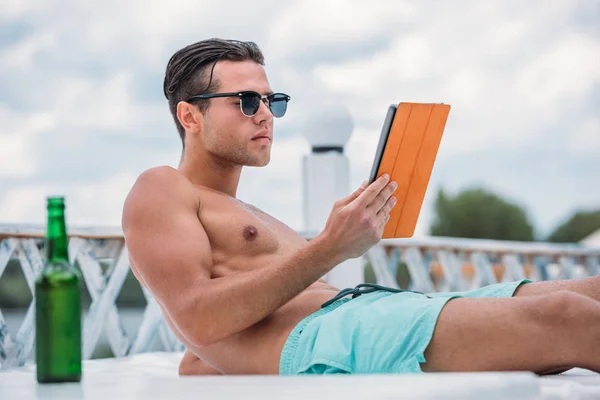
[369,102,451,238]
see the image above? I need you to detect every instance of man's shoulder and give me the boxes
[127,166,196,198]
[122,166,196,223]
[134,165,188,187]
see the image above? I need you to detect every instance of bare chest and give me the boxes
[197,191,307,276]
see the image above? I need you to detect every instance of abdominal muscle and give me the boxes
[190,284,338,375]
[133,259,339,375]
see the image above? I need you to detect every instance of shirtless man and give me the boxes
[122,38,600,377]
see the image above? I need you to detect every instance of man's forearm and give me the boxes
[185,233,343,346]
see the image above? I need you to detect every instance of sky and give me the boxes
[0,0,599,240]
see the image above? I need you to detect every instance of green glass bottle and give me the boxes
[35,196,82,383]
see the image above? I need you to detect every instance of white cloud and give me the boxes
[51,71,167,134]
[313,35,435,94]
[0,31,56,73]
[45,0,289,70]
[268,0,415,57]
[516,34,600,108]
[0,69,171,181]
[346,127,380,176]
[310,4,600,158]
[0,171,138,226]
[0,107,56,178]
[0,0,58,21]
[0,186,48,222]
[570,117,600,154]
[0,132,36,178]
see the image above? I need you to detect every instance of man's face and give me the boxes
[195,60,275,167]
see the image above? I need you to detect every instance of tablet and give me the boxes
[368,102,451,238]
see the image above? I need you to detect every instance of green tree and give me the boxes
[546,209,600,243]
[429,187,535,241]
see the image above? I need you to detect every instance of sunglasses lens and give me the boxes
[269,94,289,118]
[240,93,261,116]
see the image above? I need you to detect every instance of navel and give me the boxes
[243,225,259,241]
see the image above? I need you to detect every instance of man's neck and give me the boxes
[178,150,242,198]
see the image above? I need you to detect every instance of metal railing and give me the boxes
[1,223,599,370]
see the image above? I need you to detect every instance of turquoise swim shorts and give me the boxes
[279,279,532,375]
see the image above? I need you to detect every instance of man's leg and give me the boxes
[514,275,600,301]
[420,290,600,374]
[508,275,600,374]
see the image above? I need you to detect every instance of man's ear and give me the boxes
[177,101,204,137]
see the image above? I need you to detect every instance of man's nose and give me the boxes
[253,98,273,123]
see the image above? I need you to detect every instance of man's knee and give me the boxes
[529,290,595,326]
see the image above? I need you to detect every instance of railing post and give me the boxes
[403,247,434,293]
[470,252,498,289]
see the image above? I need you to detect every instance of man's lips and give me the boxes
[252,134,272,141]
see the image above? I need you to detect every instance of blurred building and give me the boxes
[582,229,600,247]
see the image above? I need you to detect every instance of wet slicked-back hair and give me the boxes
[163,38,265,147]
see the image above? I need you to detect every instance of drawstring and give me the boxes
[321,283,431,308]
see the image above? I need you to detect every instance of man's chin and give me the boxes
[245,152,271,167]
[247,159,270,167]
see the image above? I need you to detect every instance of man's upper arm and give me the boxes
[122,167,211,338]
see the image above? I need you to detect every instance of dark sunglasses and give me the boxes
[186,91,291,118]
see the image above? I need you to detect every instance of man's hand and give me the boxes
[319,174,397,260]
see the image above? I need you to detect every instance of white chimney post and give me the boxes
[301,103,364,289]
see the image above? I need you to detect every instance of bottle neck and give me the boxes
[46,205,69,263]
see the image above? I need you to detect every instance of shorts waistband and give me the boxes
[321,283,429,308]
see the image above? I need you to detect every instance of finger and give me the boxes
[339,180,368,206]
[377,213,391,234]
[378,195,397,216]
[355,174,390,207]
[368,181,398,213]
[375,196,397,225]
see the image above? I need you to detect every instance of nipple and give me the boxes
[243,225,259,241]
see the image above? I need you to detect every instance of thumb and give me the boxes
[340,180,368,206]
